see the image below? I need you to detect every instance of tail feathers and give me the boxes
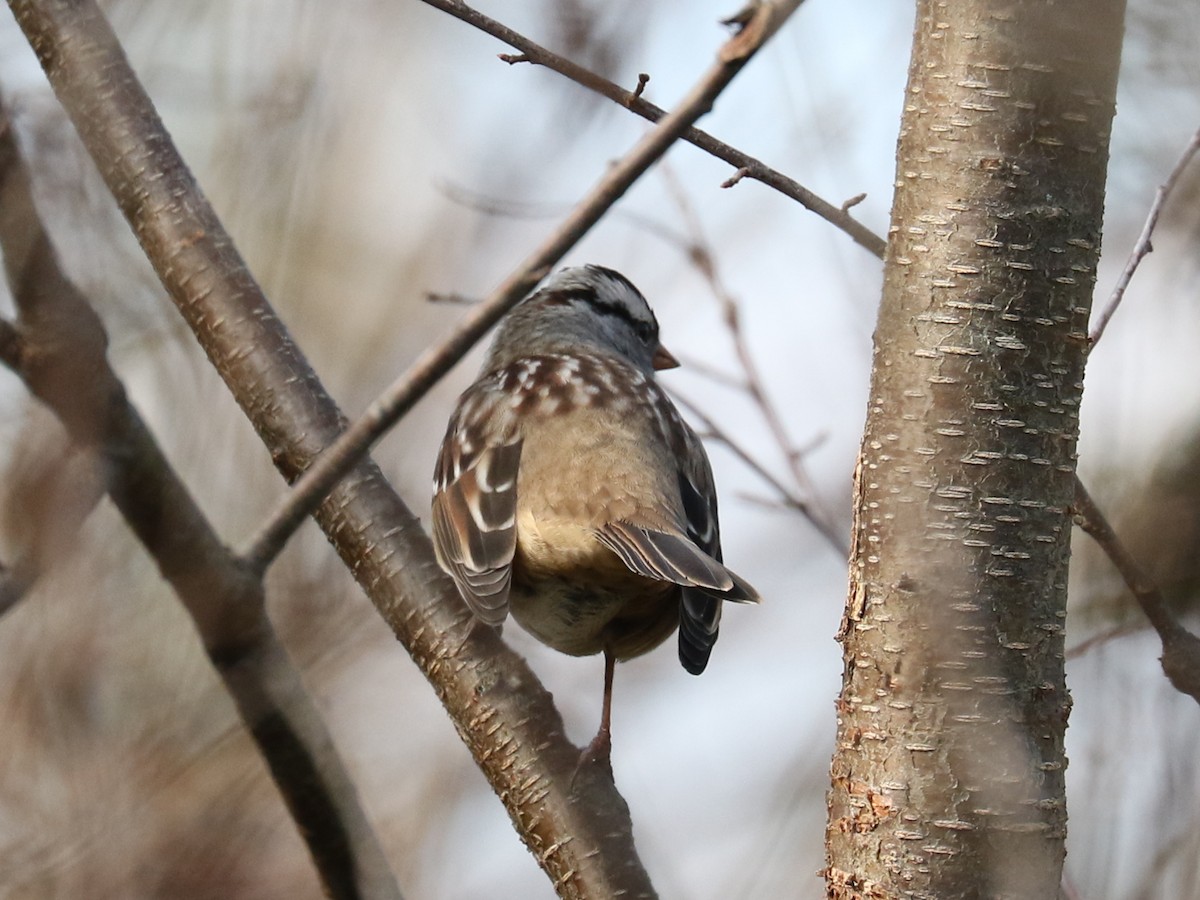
[596,521,760,675]
[678,572,759,675]
[679,589,720,675]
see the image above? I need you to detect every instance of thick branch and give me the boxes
[0,98,400,900]
[5,0,802,894]
[828,2,1125,895]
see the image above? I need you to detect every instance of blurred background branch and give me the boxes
[0,96,402,900]
[242,0,808,572]
[1089,125,1200,346]
[1074,464,1200,703]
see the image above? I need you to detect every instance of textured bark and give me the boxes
[6,0,654,894]
[827,3,1125,898]
[6,2,800,897]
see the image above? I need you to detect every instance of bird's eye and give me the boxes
[635,321,655,343]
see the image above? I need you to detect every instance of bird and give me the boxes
[431,264,759,762]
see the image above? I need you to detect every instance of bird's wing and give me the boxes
[432,375,522,626]
[596,396,758,674]
[596,520,734,591]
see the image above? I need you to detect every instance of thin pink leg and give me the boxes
[579,648,615,770]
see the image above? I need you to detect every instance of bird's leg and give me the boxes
[578,647,616,772]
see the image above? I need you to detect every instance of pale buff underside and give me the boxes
[508,405,683,659]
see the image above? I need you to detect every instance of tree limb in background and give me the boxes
[6,0,806,894]
[0,102,401,900]
[418,0,888,260]
[1072,480,1200,703]
[1089,126,1200,346]
[0,404,106,618]
[659,168,849,555]
[1062,128,1200,668]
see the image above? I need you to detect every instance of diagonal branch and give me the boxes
[417,0,888,260]
[6,0,805,894]
[0,101,401,900]
[1072,479,1200,704]
[1089,125,1200,347]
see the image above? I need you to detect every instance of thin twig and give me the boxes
[1064,620,1147,660]
[242,0,808,570]
[671,388,844,551]
[674,352,746,390]
[425,291,479,306]
[1089,126,1200,346]
[0,101,402,900]
[437,179,699,254]
[436,178,567,219]
[1072,479,1200,704]
[660,168,848,556]
[416,0,887,260]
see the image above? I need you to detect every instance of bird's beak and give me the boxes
[652,344,680,371]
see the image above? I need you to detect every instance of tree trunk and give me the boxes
[827,3,1126,897]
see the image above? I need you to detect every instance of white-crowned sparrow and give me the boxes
[432,265,758,756]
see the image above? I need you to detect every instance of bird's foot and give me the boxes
[571,727,614,788]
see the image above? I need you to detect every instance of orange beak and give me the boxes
[652,344,680,371]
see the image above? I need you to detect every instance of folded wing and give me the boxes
[596,409,759,674]
[432,379,522,626]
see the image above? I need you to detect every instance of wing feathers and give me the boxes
[432,390,522,625]
[433,357,760,678]
[597,522,733,592]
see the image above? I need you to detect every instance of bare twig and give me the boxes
[242,0,808,571]
[672,389,838,544]
[1064,620,1147,660]
[416,0,887,260]
[425,291,479,306]
[674,352,745,390]
[721,166,750,189]
[1073,479,1200,704]
[436,178,567,219]
[1089,126,1200,346]
[841,192,866,212]
[660,170,848,556]
[0,103,401,900]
